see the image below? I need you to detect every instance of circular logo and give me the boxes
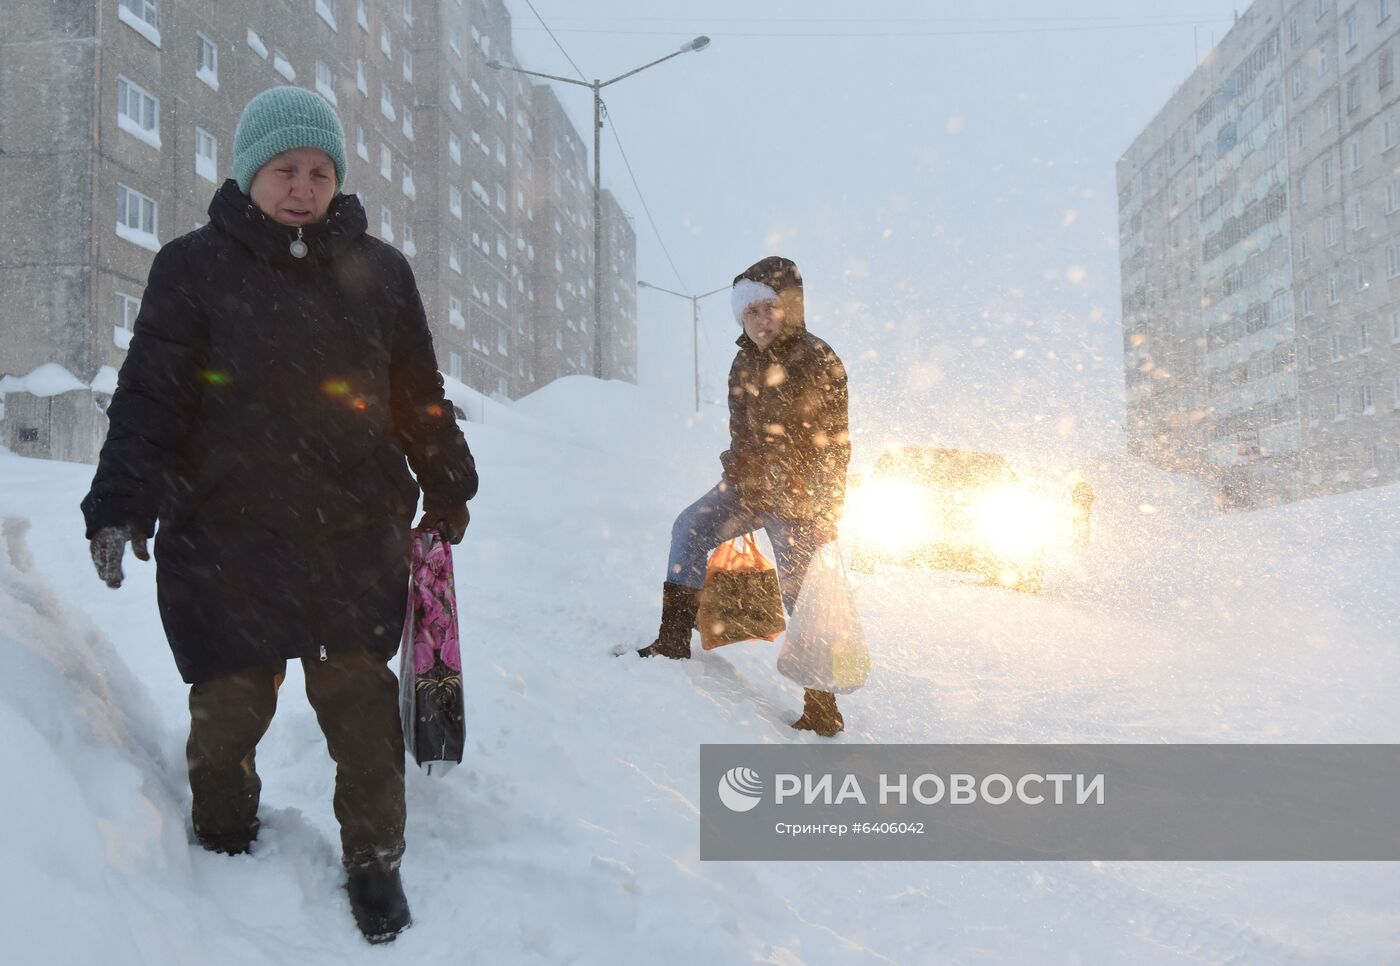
[718,766,764,812]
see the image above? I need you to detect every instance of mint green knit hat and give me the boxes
[233,86,347,195]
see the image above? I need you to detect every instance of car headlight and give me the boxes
[973,485,1060,561]
[842,478,938,555]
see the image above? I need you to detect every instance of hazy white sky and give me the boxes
[505,1,1245,470]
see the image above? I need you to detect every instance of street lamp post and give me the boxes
[637,280,727,413]
[488,36,711,381]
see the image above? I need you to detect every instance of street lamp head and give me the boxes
[636,280,653,289]
[485,58,507,70]
[685,36,711,53]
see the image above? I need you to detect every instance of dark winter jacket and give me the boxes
[81,180,477,684]
[721,326,850,525]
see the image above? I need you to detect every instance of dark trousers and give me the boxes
[186,648,406,872]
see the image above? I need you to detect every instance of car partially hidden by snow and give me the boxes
[841,447,1059,593]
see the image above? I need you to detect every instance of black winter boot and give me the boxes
[347,867,412,944]
[636,582,701,659]
[791,689,844,737]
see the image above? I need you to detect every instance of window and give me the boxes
[116,76,160,148]
[1385,50,1396,89]
[403,223,415,257]
[403,0,413,24]
[1324,155,1336,186]
[1383,0,1394,23]
[401,163,415,199]
[196,33,218,89]
[448,242,461,273]
[1317,0,1328,23]
[315,0,338,31]
[115,183,158,251]
[1296,121,1307,150]
[1348,76,1361,112]
[448,133,461,165]
[1385,118,1396,151]
[1360,383,1375,412]
[448,298,464,330]
[496,184,506,211]
[1325,215,1338,247]
[449,81,462,111]
[357,0,368,29]
[450,26,461,56]
[356,126,369,161]
[1322,100,1334,131]
[1357,259,1369,290]
[1360,322,1372,350]
[114,292,140,348]
[1291,15,1301,44]
[381,24,392,58]
[380,83,395,121]
[1393,309,1400,341]
[247,28,268,58]
[1328,273,1340,303]
[1351,138,1363,169]
[1353,197,1367,229]
[448,351,462,380]
[498,327,509,355]
[315,60,337,104]
[1300,233,1313,260]
[380,144,391,180]
[194,127,217,183]
[1293,66,1305,98]
[403,49,413,82]
[1346,12,1358,49]
[1332,330,1346,361]
[496,136,507,166]
[272,50,296,82]
[118,0,160,45]
[1319,43,1330,76]
[380,205,393,241]
[1299,174,1310,206]
[1389,243,1400,276]
[1306,342,1318,370]
[449,185,462,219]
[496,234,507,258]
[357,59,367,95]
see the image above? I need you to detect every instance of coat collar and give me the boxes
[208,179,368,264]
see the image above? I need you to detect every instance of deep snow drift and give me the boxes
[1,376,1398,964]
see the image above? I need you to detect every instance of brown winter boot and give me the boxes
[636,582,701,659]
[791,688,844,737]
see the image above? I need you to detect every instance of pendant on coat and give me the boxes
[289,227,308,259]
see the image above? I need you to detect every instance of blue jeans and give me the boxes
[667,482,828,613]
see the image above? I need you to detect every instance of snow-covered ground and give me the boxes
[2,377,1398,964]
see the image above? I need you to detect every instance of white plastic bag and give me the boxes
[777,542,871,693]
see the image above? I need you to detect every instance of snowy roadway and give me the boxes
[2,378,1398,964]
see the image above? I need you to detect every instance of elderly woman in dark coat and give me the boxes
[637,255,851,736]
[81,86,475,944]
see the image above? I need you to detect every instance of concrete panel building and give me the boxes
[1118,0,1400,508]
[0,0,637,462]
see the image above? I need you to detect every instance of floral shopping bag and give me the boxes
[398,527,464,775]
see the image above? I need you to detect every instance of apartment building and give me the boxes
[0,0,638,462]
[1118,0,1400,508]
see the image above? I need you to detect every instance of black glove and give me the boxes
[90,525,150,588]
[417,503,469,544]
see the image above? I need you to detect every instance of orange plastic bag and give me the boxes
[698,533,787,650]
